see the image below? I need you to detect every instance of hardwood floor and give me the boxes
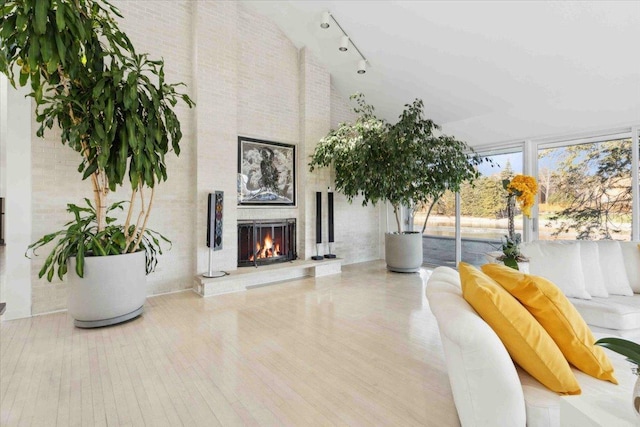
[0,261,458,427]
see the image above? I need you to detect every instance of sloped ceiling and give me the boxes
[241,1,640,145]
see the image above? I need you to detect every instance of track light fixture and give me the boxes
[357,60,366,74]
[320,11,330,29]
[320,11,369,75]
[339,36,349,52]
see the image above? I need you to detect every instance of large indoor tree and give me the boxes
[0,0,194,279]
[310,93,486,234]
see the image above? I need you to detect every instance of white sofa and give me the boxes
[520,241,640,340]
[426,266,636,427]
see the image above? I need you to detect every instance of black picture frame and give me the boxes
[237,137,296,206]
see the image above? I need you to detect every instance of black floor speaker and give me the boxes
[207,191,224,251]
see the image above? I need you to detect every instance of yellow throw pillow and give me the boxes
[459,262,581,395]
[482,263,617,384]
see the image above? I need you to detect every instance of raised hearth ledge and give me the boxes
[193,258,342,297]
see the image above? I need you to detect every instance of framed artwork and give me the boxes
[237,137,296,206]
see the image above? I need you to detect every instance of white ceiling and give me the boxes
[242,1,640,145]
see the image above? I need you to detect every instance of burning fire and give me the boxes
[249,233,281,261]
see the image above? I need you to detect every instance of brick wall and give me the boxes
[28,1,380,314]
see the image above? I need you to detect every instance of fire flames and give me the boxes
[249,233,281,261]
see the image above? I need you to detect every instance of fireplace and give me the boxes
[237,219,297,267]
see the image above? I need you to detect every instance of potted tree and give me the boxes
[0,0,194,327]
[309,94,484,272]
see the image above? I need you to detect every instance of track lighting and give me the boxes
[321,11,369,75]
[320,12,330,29]
[339,36,349,52]
[357,60,367,74]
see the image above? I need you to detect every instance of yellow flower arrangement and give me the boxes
[500,174,538,270]
[506,175,538,218]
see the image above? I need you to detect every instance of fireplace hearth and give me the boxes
[238,219,296,267]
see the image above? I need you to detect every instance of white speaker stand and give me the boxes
[203,248,226,278]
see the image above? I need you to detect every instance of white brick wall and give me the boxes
[194,1,240,275]
[27,1,381,314]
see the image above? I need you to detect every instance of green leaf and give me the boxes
[35,0,49,35]
[40,36,53,62]
[54,33,66,64]
[90,236,106,256]
[82,162,98,180]
[75,241,85,278]
[92,79,106,98]
[503,257,519,270]
[595,338,640,365]
[27,37,40,72]
[57,262,67,281]
[19,70,28,86]
[55,3,66,30]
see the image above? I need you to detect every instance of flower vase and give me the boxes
[507,195,516,241]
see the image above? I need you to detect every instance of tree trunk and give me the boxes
[92,172,108,233]
[393,204,402,234]
[420,199,438,235]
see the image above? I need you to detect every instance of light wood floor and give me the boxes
[0,261,458,427]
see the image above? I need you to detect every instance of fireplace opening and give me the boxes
[238,219,296,267]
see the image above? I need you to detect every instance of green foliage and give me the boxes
[309,94,486,233]
[0,0,194,192]
[500,233,522,270]
[595,337,640,374]
[26,199,170,282]
[1,0,194,279]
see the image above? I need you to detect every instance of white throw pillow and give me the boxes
[579,242,609,298]
[597,241,634,296]
[521,242,591,299]
[619,242,640,293]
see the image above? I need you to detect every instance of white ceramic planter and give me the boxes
[68,251,146,328]
[385,232,423,273]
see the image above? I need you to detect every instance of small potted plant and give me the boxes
[596,337,640,419]
[1,0,194,327]
[309,94,485,272]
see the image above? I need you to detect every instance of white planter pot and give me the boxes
[385,232,423,273]
[68,251,146,328]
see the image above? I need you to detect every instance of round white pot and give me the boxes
[68,251,146,328]
[385,232,423,273]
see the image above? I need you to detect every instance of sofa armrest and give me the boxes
[427,270,526,427]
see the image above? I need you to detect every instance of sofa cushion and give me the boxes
[597,241,633,296]
[579,242,609,298]
[570,295,640,330]
[459,263,581,395]
[481,264,617,384]
[521,242,591,299]
[620,242,640,293]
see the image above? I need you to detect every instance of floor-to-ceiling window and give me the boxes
[537,135,633,241]
[460,150,524,266]
[419,190,456,267]
[418,147,524,267]
[420,127,640,268]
